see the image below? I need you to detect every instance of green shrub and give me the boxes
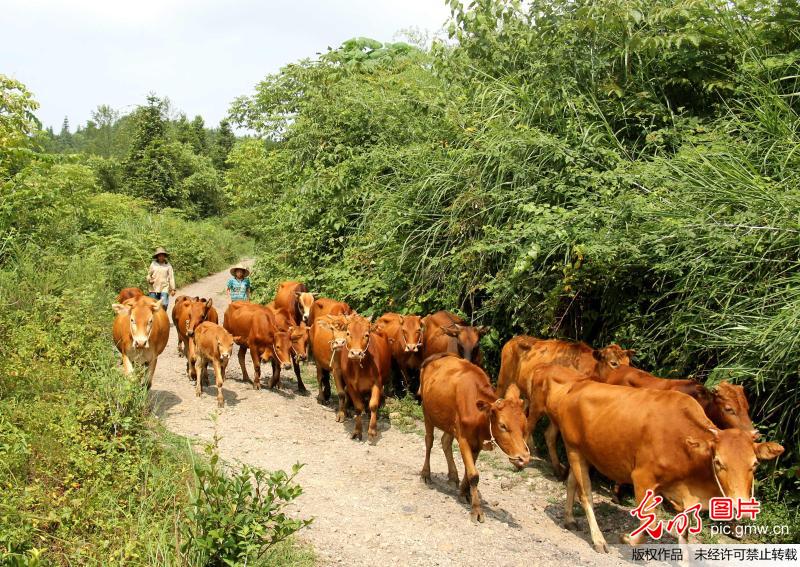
[182,436,312,566]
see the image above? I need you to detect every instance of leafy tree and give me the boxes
[122,95,180,207]
[190,115,207,154]
[211,119,235,170]
[0,74,40,177]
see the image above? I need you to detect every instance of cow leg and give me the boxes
[350,388,365,441]
[293,356,307,394]
[367,383,381,442]
[213,359,224,408]
[566,449,608,553]
[335,371,349,423]
[195,356,204,398]
[456,438,483,522]
[249,345,261,390]
[525,404,542,450]
[269,357,281,389]
[420,413,434,484]
[621,470,660,546]
[120,352,133,375]
[237,345,250,384]
[187,338,197,381]
[564,468,579,531]
[315,365,329,405]
[545,421,567,479]
[146,357,157,389]
[440,432,459,486]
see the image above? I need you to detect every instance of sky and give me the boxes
[2,0,451,131]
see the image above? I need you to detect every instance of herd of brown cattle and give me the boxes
[111,280,784,553]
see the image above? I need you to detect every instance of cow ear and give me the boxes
[112,303,130,315]
[365,315,373,323]
[504,383,522,402]
[442,325,460,337]
[755,441,784,461]
[476,399,492,415]
[477,325,490,337]
[294,291,302,298]
[592,350,602,361]
[233,336,243,343]
[206,298,213,309]
[685,436,709,456]
[151,301,162,312]
[624,349,635,357]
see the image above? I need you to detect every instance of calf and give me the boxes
[337,314,391,442]
[420,353,531,522]
[422,311,487,366]
[111,295,170,388]
[596,366,758,438]
[374,312,424,396]
[116,287,144,303]
[311,315,350,415]
[274,281,315,324]
[193,321,235,407]
[172,296,219,380]
[547,379,783,552]
[223,302,292,390]
[266,303,309,393]
[496,335,632,396]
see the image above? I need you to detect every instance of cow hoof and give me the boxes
[594,542,609,554]
[368,433,377,444]
[421,472,431,484]
[351,432,362,441]
[447,476,459,487]
[564,520,578,531]
[298,387,308,395]
[555,465,568,480]
[470,511,484,523]
[336,413,345,423]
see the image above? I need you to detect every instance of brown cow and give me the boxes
[595,367,758,438]
[374,312,424,396]
[308,297,353,328]
[311,314,350,414]
[116,287,144,303]
[420,353,531,522]
[223,302,292,390]
[274,281,315,324]
[265,303,308,393]
[193,321,235,407]
[337,314,391,442]
[547,379,783,552]
[172,296,219,380]
[496,336,632,396]
[422,311,487,366]
[112,295,170,388]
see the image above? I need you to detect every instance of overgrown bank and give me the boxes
[227,0,800,537]
[0,78,312,565]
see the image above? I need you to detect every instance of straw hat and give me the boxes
[230,264,251,278]
[152,247,169,258]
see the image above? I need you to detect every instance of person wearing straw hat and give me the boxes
[227,264,251,302]
[147,247,176,308]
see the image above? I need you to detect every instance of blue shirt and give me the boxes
[227,277,251,301]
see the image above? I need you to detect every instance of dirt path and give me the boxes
[151,262,634,567]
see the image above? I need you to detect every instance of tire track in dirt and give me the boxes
[150,262,633,566]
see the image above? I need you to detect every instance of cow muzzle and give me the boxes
[331,339,346,350]
[297,353,308,361]
[282,360,293,370]
[133,337,150,350]
[405,344,420,353]
[348,349,366,360]
[509,453,531,470]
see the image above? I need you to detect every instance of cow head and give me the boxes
[344,315,373,361]
[289,322,310,361]
[706,381,758,439]
[592,344,633,375]
[185,297,214,338]
[271,328,294,370]
[294,291,315,324]
[317,315,349,351]
[398,315,424,353]
[441,323,487,363]
[113,298,161,349]
[217,329,235,363]
[700,429,783,510]
[477,384,531,470]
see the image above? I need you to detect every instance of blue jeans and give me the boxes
[149,291,169,308]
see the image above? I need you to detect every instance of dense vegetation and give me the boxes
[228,0,800,536]
[0,78,312,564]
